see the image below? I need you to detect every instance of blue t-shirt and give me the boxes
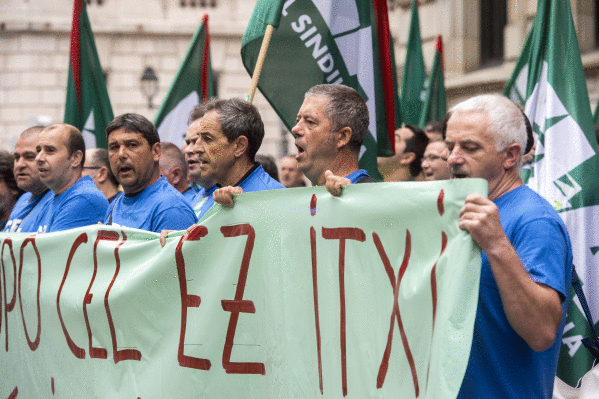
[345,169,370,183]
[2,190,53,233]
[181,187,197,205]
[458,186,572,399]
[194,165,283,220]
[38,176,108,233]
[105,176,197,232]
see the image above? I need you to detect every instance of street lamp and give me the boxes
[140,66,158,109]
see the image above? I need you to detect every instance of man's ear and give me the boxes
[233,135,249,158]
[171,166,183,185]
[503,143,522,169]
[152,142,162,162]
[399,151,416,166]
[96,166,108,184]
[336,127,353,149]
[70,150,83,169]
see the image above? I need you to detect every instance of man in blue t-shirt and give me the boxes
[3,126,53,233]
[183,98,283,218]
[104,113,197,232]
[35,124,108,233]
[443,95,572,398]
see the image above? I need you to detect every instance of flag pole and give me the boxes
[247,25,274,104]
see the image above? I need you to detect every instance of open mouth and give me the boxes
[295,143,305,157]
[119,166,133,174]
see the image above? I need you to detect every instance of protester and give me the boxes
[377,124,429,182]
[159,142,196,203]
[0,150,22,231]
[256,154,280,182]
[35,124,108,233]
[183,106,218,213]
[104,113,197,232]
[421,135,450,181]
[443,94,572,398]
[83,148,120,203]
[3,126,54,232]
[160,98,283,245]
[423,120,443,139]
[185,98,283,215]
[279,155,306,188]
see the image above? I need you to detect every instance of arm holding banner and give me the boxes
[459,193,564,352]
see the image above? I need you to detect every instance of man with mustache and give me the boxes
[3,126,54,232]
[443,95,572,398]
[35,124,108,233]
[104,113,197,232]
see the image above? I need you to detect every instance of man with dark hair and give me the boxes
[377,125,429,182]
[423,120,443,139]
[35,124,108,233]
[83,148,120,203]
[3,126,54,232]
[159,142,196,203]
[105,113,197,232]
[0,150,22,231]
[443,94,572,398]
[188,98,283,218]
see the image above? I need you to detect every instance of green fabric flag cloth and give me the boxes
[240,0,398,180]
[504,0,599,389]
[400,0,426,126]
[0,180,484,398]
[418,35,446,128]
[154,14,216,148]
[593,98,599,125]
[64,0,114,149]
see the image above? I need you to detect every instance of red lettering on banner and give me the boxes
[373,231,419,396]
[176,225,211,370]
[18,236,42,351]
[310,226,323,394]
[104,231,142,363]
[437,189,445,216]
[220,224,265,375]
[7,387,17,399]
[430,232,447,328]
[1,238,17,351]
[84,230,121,360]
[322,227,366,397]
[57,233,88,359]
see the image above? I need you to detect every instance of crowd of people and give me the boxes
[0,83,573,398]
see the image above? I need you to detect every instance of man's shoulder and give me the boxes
[58,176,108,208]
[241,165,284,192]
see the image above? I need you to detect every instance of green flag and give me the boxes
[593,98,599,125]
[418,35,446,127]
[64,0,114,149]
[400,0,426,126]
[240,0,398,179]
[154,14,216,147]
[504,0,599,388]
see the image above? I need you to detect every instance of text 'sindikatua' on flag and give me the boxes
[64,0,114,149]
[400,0,426,126]
[240,0,398,179]
[154,14,216,148]
[418,35,446,128]
[504,0,599,389]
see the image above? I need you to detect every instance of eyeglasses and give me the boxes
[421,155,447,164]
[83,166,101,170]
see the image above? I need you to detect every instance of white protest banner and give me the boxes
[1,180,484,398]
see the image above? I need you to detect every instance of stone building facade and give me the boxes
[1,0,598,156]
